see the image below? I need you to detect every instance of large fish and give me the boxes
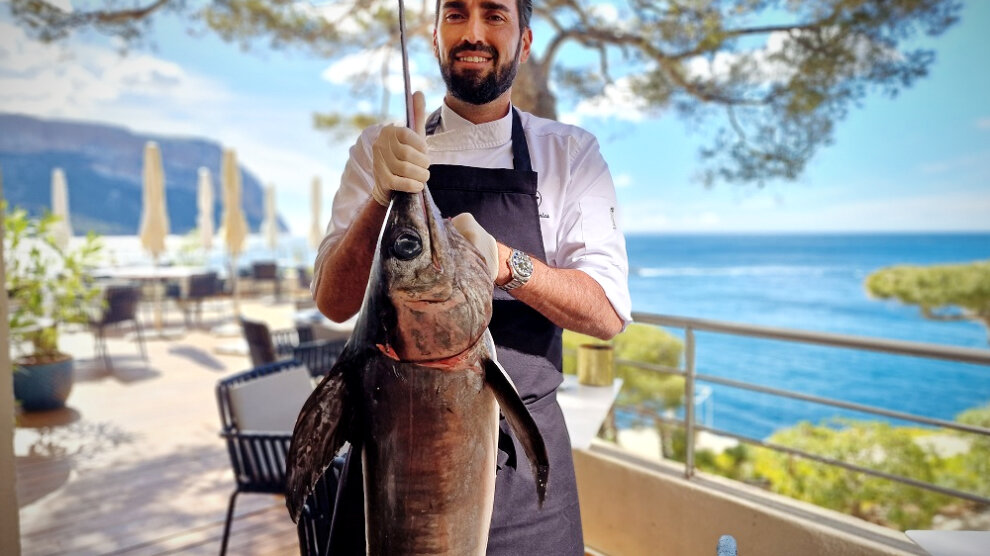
[285,188,549,554]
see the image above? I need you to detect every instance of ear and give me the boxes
[433,28,439,59]
[519,27,532,64]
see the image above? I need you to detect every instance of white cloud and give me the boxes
[620,188,990,233]
[321,46,434,96]
[918,150,990,175]
[563,77,648,124]
[0,21,343,236]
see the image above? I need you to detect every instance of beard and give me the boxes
[440,39,521,105]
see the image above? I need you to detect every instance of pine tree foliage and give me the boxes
[7,0,962,185]
[865,260,990,343]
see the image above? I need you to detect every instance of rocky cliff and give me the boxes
[0,113,279,236]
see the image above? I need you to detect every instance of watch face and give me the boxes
[512,250,533,278]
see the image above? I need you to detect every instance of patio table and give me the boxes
[91,265,207,333]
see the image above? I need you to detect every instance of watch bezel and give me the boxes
[499,249,533,291]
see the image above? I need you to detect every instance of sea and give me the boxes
[90,231,990,440]
[624,232,990,440]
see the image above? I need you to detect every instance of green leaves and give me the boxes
[752,419,951,529]
[8,0,963,184]
[865,260,990,341]
[3,202,104,360]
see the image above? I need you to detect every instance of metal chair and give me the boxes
[216,359,307,555]
[90,283,147,370]
[239,316,346,378]
[216,359,349,555]
[176,271,221,328]
[250,261,280,300]
[296,455,346,556]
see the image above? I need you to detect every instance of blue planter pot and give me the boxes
[13,357,74,411]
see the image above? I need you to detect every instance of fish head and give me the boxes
[379,189,493,362]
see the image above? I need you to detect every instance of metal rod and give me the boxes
[684,327,696,478]
[398,0,414,128]
[633,312,990,366]
[637,409,990,507]
[611,356,990,437]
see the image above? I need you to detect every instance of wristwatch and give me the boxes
[498,249,534,291]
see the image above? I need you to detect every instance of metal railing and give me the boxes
[623,312,990,506]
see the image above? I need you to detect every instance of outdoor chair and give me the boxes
[215,359,314,555]
[239,316,346,378]
[250,261,280,300]
[296,454,346,556]
[296,265,312,291]
[90,283,147,370]
[175,271,221,328]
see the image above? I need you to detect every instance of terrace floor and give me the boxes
[14,296,302,555]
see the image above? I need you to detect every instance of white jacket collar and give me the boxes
[427,101,513,152]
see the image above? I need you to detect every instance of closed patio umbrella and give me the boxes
[197,167,214,253]
[262,183,278,252]
[309,176,323,250]
[50,167,72,251]
[221,148,248,314]
[139,141,170,330]
[140,141,169,260]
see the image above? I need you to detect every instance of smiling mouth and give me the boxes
[456,56,491,63]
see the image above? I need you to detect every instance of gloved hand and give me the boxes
[371,91,430,206]
[451,213,499,282]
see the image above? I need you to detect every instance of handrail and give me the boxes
[624,312,990,507]
[632,312,990,366]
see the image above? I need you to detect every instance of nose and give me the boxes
[461,14,484,44]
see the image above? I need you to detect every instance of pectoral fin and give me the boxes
[483,357,550,507]
[285,355,356,522]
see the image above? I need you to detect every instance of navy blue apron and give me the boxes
[325,109,582,555]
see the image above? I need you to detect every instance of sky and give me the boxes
[0,1,988,236]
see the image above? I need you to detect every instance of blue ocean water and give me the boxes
[624,233,990,440]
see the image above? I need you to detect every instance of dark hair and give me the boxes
[434,0,532,33]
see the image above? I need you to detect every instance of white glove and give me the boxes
[371,91,429,206]
[451,213,499,282]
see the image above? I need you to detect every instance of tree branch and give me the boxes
[12,0,173,31]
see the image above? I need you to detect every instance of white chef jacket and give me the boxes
[314,101,632,327]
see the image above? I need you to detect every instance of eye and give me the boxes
[391,231,423,261]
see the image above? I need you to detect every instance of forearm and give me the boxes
[496,244,623,340]
[314,199,387,322]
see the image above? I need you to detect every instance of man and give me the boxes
[312,0,631,552]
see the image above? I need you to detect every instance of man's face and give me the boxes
[434,0,532,105]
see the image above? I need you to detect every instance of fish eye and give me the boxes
[391,230,423,260]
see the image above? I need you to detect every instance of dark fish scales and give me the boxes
[286,187,549,555]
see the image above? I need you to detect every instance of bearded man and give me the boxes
[312,0,631,552]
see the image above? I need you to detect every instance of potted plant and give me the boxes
[4,201,103,411]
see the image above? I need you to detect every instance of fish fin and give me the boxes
[285,355,355,523]
[483,357,550,507]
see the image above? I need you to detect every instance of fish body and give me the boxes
[286,188,548,555]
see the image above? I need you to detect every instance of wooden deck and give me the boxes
[15,299,303,555]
